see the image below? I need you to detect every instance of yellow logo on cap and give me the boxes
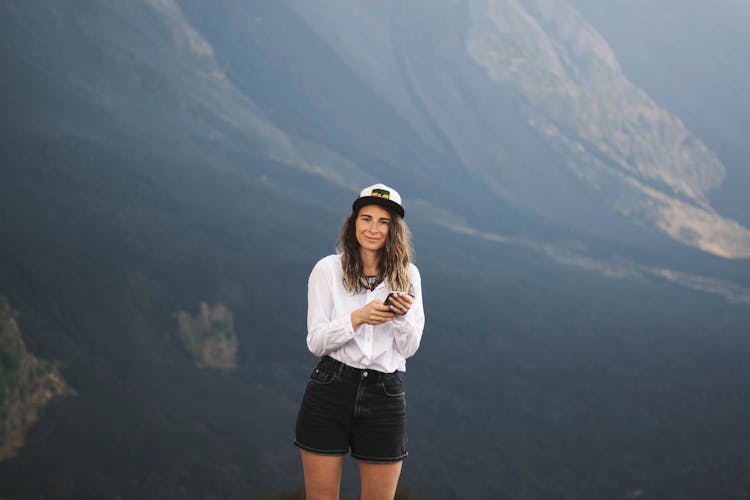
[371,188,390,199]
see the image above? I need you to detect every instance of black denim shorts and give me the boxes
[294,356,408,463]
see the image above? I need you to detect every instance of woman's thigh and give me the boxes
[358,459,403,500]
[300,449,345,500]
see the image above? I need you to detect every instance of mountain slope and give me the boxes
[568,0,750,228]
[282,0,750,258]
[2,1,750,499]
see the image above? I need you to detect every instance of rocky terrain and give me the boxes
[176,302,238,370]
[0,297,73,460]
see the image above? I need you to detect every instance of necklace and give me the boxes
[361,273,382,291]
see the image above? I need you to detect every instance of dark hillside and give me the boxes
[1,1,750,498]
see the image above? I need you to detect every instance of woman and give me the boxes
[295,183,425,499]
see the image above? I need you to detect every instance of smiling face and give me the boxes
[355,204,391,253]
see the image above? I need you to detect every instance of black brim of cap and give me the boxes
[352,196,405,218]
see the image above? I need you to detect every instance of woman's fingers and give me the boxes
[372,313,394,323]
[387,304,405,315]
[368,302,396,324]
[388,294,412,315]
[394,294,413,306]
[376,310,396,319]
[365,298,416,324]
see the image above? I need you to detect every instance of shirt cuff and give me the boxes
[392,310,411,323]
[345,314,358,335]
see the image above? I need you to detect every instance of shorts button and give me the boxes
[362,371,368,378]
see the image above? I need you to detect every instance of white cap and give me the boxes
[352,183,405,218]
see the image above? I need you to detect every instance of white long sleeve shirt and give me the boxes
[306,254,425,373]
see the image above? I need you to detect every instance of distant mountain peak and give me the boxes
[465,0,750,257]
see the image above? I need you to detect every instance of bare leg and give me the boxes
[300,449,345,500]
[358,460,403,500]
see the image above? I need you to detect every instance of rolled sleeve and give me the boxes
[306,258,358,357]
[391,265,425,359]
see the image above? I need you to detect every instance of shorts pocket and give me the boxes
[309,366,335,385]
[381,376,405,397]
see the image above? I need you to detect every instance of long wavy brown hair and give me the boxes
[337,207,413,294]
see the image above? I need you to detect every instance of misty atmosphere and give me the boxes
[1,1,750,498]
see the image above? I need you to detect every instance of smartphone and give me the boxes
[384,292,398,306]
[384,292,414,306]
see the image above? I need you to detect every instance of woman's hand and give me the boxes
[351,300,396,330]
[386,292,413,316]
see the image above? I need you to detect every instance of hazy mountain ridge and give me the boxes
[567,0,750,229]
[7,0,369,194]
[144,0,375,190]
[465,0,750,258]
[283,0,750,258]
[441,220,750,304]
